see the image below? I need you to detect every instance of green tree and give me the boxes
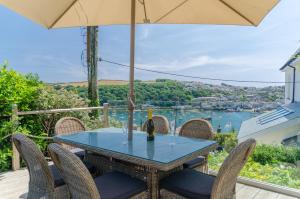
[0,66,41,115]
[0,64,42,171]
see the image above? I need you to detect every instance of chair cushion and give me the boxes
[183,156,206,169]
[70,148,85,160]
[49,164,65,187]
[94,171,146,199]
[160,169,215,199]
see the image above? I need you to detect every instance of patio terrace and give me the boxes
[1,106,299,199]
[0,168,298,199]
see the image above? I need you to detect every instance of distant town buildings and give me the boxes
[187,84,283,112]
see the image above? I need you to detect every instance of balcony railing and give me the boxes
[10,103,109,170]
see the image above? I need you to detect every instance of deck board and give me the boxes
[237,185,260,199]
[277,195,299,199]
[0,169,298,199]
[254,189,279,199]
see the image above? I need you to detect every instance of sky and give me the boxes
[1,0,300,87]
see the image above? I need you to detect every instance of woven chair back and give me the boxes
[12,134,55,195]
[211,139,256,199]
[179,119,214,139]
[142,115,170,134]
[55,117,86,150]
[48,143,100,199]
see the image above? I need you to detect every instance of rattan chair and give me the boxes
[179,119,214,172]
[12,133,69,199]
[55,117,86,159]
[160,138,256,199]
[48,143,147,199]
[142,115,170,134]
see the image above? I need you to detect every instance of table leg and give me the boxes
[147,169,159,199]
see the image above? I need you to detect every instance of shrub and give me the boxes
[29,86,90,136]
[209,136,300,189]
[0,64,117,172]
[252,144,300,165]
[208,151,300,189]
[212,133,300,166]
[213,133,238,152]
[0,64,42,172]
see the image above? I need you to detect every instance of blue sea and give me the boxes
[109,109,259,133]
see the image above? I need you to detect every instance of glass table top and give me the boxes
[54,128,217,164]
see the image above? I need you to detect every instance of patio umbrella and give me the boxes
[0,0,279,140]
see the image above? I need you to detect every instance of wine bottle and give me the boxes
[147,108,155,141]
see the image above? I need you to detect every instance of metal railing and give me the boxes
[108,106,213,135]
[10,103,109,170]
[9,103,216,170]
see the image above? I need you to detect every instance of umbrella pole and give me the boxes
[128,0,136,140]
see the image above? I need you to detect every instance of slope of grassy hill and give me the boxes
[52,79,156,87]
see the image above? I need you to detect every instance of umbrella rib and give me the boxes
[143,0,149,23]
[154,0,190,23]
[138,0,149,23]
[49,0,79,28]
[219,0,256,26]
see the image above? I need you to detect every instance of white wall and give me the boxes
[285,68,293,104]
[294,67,300,102]
[284,65,300,103]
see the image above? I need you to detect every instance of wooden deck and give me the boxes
[0,169,298,199]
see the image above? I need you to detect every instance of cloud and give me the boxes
[139,27,150,40]
[134,54,282,73]
[22,54,86,82]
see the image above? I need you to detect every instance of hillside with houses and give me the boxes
[183,81,284,111]
[53,79,285,112]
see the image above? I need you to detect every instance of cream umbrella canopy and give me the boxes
[0,0,279,140]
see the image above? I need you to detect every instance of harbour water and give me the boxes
[109,109,259,133]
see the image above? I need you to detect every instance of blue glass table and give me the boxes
[54,128,217,198]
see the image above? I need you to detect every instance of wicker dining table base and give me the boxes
[85,152,182,199]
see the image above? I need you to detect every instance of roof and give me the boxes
[280,47,300,71]
[238,102,300,139]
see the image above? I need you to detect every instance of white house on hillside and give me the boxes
[238,49,300,146]
[282,48,300,104]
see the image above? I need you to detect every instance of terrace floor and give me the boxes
[0,169,297,199]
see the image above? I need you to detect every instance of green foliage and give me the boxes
[210,133,300,189]
[0,65,118,172]
[0,65,41,115]
[252,144,300,165]
[19,86,118,157]
[136,81,193,106]
[208,151,300,189]
[98,80,193,106]
[190,88,213,98]
[99,85,128,104]
[241,158,300,188]
[0,64,42,172]
[240,94,247,102]
[62,80,197,106]
[0,118,14,171]
[0,147,12,171]
[213,133,238,152]
[57,79,283,107]
[24,86,90,137]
